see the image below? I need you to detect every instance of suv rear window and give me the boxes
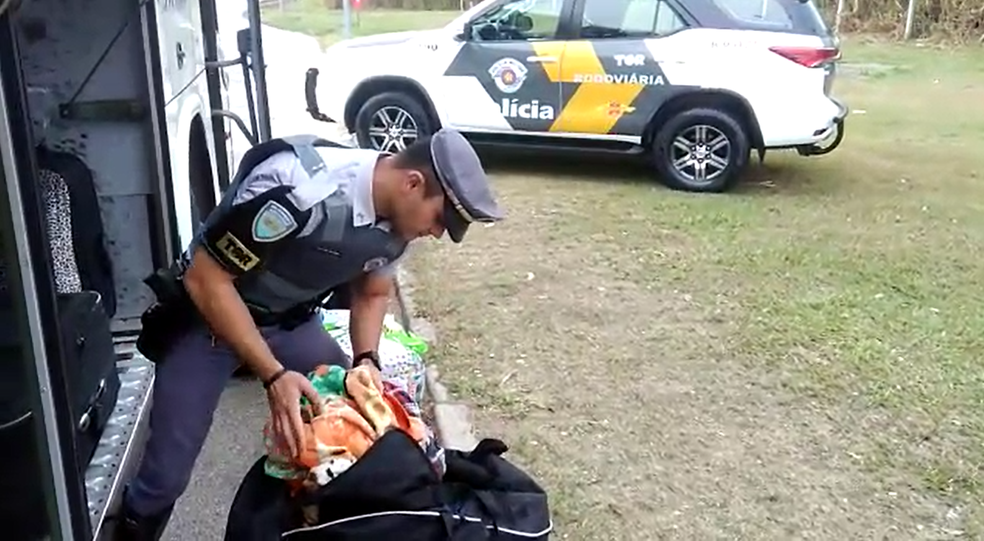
[709,0,831,36]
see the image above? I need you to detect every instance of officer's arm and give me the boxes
[348,270,393,360]
[184,248,283,381]
[184,171,311,382]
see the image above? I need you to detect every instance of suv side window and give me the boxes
[469,0,564,42]
[711,0,794,28]
[581,0,687,39]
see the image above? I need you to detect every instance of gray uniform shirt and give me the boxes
[232,146,403,277]
[193,142,407,317]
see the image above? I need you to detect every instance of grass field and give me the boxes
[262,1,460,47]
[262,6,984,538]
[408,40,984,538]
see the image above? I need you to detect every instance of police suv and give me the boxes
[306,0,848,192]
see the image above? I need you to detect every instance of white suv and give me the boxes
[305,0,847,192]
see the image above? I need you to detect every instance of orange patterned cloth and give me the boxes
[263,364,431,492]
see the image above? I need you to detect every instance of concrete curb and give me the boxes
[394,267,479,452]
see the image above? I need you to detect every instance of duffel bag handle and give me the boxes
[78,378,106,431]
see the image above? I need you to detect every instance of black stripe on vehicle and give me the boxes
[444,43,560,133]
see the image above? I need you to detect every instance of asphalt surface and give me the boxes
[164,6,349,539]
[164,378,267,540]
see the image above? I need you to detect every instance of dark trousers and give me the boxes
[125,315,348,517]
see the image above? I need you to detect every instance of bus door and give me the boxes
[0,20,85,540]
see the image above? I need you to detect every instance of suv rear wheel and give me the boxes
[355,91,434,152]
[652,107,749,193]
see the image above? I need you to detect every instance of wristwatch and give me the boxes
[353,350,381,370]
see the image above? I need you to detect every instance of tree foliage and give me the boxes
[818,0,984,40]
[317,0,983,41]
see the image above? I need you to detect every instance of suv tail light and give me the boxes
[769,46,840,68]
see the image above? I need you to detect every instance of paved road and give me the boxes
[164,6,347,539]
[164,379,267,540]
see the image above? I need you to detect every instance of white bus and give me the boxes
[0,0,272,538]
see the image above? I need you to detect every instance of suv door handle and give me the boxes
[526,55,557,63]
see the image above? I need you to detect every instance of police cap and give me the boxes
[429,128,503,243]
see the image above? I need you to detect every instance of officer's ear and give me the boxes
[404,169,427,194]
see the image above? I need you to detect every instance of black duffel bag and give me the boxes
[224,430,553,541]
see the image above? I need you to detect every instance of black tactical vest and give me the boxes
[190,136,407,324]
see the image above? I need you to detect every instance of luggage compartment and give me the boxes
[2,0,177,537]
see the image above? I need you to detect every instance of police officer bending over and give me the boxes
[116,128,502,540]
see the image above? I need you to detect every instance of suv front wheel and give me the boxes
[652,107,749,193]
[355,91,434,153]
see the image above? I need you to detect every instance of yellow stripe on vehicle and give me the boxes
[548,42,645,135]
[552,84,644,134]
[554,41,604,82]
[530,42,567,83]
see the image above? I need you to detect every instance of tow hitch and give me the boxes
[305,68,334,124]
[796,117,845,156]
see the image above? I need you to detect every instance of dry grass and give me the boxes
[405,37,984,539]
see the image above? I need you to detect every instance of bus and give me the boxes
[0,0,272,538]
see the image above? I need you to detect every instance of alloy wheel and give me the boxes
[367,106,419,152]
[670,124,732,185]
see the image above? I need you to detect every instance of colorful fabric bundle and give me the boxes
[261,309,441,513]
[320,309,429,407]
[263,364,444,491]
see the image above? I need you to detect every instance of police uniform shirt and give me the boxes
[191,129,502,316]
[197,145,401,291]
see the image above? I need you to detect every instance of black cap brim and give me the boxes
[444,202,470,243]
[430,128,502,244]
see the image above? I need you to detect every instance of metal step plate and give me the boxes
[85,338,155,539]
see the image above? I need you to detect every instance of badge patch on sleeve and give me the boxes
[252,201,298,242]
[218,232,259,271]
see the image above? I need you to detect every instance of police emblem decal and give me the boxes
[363,257,389,272]
[252,201,298,242]
[488,58,528,94]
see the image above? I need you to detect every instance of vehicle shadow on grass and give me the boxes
[477,148,653,186]
[733,158,841,197]
[477,147,843,197]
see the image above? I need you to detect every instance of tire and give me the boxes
[189,123,216,234]
[354,91,434,152]
[652,107,749,193]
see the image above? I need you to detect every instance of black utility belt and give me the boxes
[248,304,318,330]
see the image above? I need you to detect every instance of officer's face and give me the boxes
[393,170,446,240]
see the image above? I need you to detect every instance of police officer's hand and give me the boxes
[266,370,322,458]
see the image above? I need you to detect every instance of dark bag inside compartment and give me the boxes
[57,290,121,473]
[0,144,120,536]
[225,430,552,541]
[31,146,121,466]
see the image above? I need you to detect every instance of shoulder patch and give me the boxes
[363,256,389,273]
[252,200,298,242]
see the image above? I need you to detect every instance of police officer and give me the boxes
[115,127,502,539]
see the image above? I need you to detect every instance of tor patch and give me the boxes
[251,201,297,242]
[217,233,259,271]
